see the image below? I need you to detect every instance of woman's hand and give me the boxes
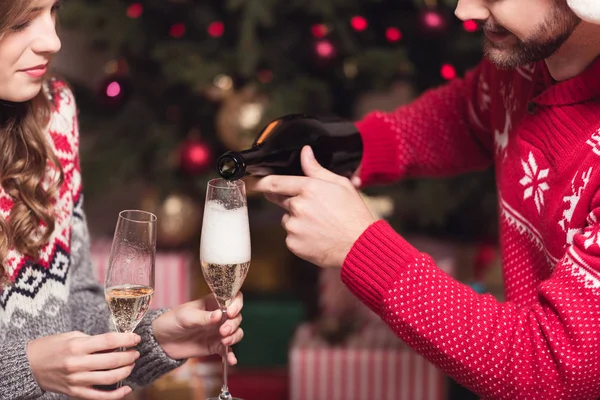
[152,292,244,363]
[27,331,140,399]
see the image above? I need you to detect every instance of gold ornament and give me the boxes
[141,189,203,248]
[343,59,358,79]
[104,60,119,75]
[204,74,235,102]
[215,85,268,151]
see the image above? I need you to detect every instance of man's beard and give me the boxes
[483,3,580,69]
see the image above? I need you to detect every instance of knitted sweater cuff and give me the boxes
[130,309,186,387]
[0,338,45,399]
[341,220,421,312]
[356,113,406,186]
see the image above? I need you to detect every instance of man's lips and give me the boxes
[484,28,511,42]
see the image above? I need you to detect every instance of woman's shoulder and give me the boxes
[44,77,78,118]
[43,78,80,163]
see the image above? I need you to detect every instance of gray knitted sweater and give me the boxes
[0,80,184,399]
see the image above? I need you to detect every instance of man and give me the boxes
[250,0,600,398]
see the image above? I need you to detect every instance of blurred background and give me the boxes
[54,0,502,398]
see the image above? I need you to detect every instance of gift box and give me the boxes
[90,237,192,309]
[289,323,446,400]
[233,294,305,368]
[228,368,288,400]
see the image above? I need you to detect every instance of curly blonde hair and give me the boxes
[0,1,64,283]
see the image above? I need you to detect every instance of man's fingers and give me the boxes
[248,175,308,196]
[264,193,291,210]
[350,164,362,188]
[281,213,291,230]
[242,176,261,194]
[301,146,347,185]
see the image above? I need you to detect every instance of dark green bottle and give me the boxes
[217,114,363,180]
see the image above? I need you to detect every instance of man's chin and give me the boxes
[483,41,533,70]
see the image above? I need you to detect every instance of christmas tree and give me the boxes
[59,0,496,243]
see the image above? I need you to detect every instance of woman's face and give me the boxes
[0,0,61,103]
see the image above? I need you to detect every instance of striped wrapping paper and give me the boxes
[290,323,446,400]
[90,238,192,309]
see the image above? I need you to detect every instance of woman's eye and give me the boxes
[10,20,32,32]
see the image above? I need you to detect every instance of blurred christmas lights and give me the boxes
[208,21,225,37]
[386,27,402,42]
[441,63,457,80]
[351,16,368,31]
[126,3,143,19]
[169,23,186,38]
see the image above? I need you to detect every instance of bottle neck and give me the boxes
[217,147,269,180]
[217,151,247,180]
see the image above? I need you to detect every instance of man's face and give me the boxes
[455,0,580,68]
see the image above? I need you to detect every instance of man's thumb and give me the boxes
[301,146,343,183]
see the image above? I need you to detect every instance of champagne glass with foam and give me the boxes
[104,210,156,388]
[200,179,251,400]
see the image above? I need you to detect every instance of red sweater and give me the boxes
[344,58,600,399]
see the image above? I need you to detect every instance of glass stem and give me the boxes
[219,308,233,400]
[116,346,126,389]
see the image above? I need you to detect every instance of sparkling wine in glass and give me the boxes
[200,179,251,400]
[105,210,156,388]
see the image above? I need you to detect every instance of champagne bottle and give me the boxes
[217,113,363,180]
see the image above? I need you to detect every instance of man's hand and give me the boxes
[248,146,376,268]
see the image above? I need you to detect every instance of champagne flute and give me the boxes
[105,210,156,389]
[200,179,251,400]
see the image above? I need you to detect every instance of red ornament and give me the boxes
[180,139,212,175]
[311,24,328,38]
[316,40,335,58]
[440,63,457,80]
[126,3,143,19]
[350,16,368,31]
[423,10,444,30]
[386,27,402,42]
[258,69,273,83]
[169,23,186,38]
[98,75,130,109]
[208,21,225,38]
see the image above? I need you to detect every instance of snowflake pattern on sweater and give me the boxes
[348,57,600,399]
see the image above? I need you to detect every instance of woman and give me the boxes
[0,1,244,399]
